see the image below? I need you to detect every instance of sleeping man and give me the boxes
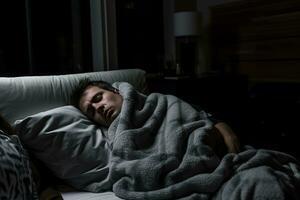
[71,80,240,154]
[70,79,300,200]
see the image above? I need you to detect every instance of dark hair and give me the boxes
[0,114,15,135]
[70,78,117,108]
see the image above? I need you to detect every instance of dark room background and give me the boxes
[0,0,165,76]
[0,1,93,76]
[1,0,300,160]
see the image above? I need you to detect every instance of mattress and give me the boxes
[61,191,122,200]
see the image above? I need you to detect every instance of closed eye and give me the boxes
[92,92,102,103]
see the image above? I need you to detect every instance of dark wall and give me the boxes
[115,0,165,73]
[0,2,29,76]
[209,0,300,160]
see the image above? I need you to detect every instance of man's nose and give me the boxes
[92,102,104,112]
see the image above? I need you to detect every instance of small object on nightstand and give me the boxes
[164,75,190,80]
[175,63,181,75]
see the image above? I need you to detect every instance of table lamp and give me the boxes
[173,11,201,76]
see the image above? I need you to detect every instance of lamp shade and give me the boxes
[173,11,201,37]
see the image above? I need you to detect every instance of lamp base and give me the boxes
[176,37,197,76]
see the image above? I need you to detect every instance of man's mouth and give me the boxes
[105,108,113,120]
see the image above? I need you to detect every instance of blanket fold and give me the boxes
[102,82,300,200]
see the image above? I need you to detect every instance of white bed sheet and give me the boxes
[61,191,123,200]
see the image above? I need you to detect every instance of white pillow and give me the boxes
[14,106,112,192]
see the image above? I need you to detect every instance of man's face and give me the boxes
[79,85,123,127]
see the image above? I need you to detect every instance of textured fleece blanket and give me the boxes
[106,82,300,200]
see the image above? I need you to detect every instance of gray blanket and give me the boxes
[106,82,300,200]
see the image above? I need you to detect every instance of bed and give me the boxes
[1,68,300,200]
[61,191,121,200]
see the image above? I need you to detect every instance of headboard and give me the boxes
[0,69,147,123]
[209,0,300,82]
